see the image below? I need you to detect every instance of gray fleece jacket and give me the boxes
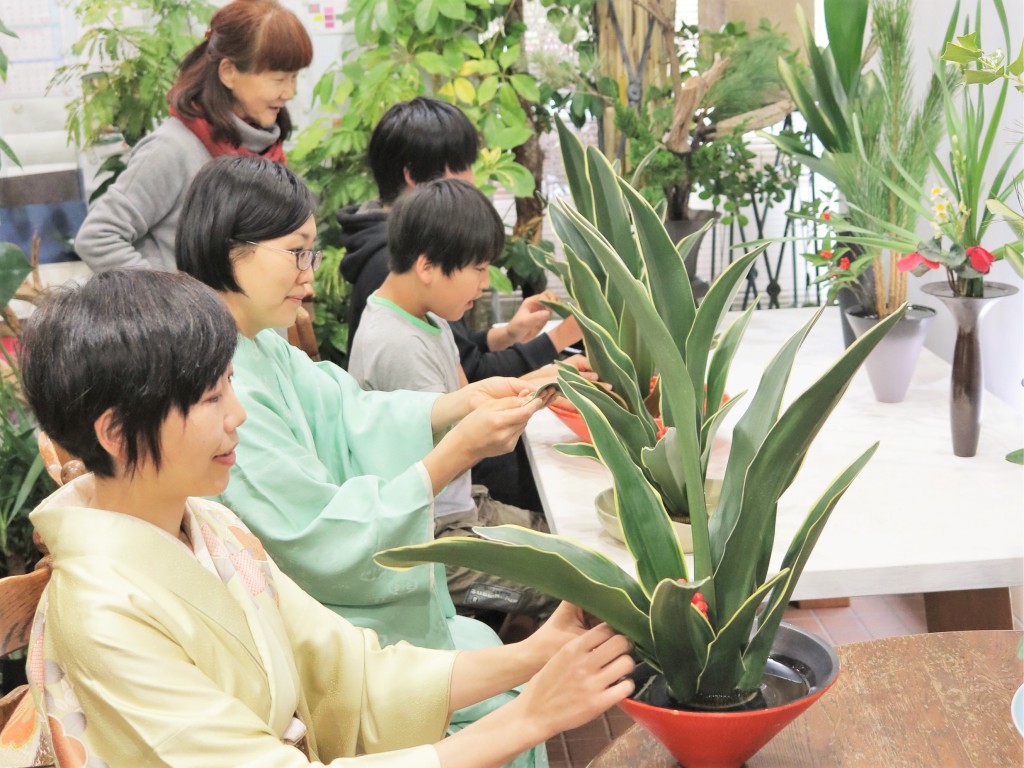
[74,115,281,273]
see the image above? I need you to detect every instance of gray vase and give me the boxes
[845,304,936,403]
[921,281,1018,457]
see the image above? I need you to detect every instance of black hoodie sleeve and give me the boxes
[451,320,558,381]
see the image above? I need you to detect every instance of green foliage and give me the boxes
[942,26,1024,92]
[310,247,351,367]
[619,20,801,223]
[50,0,213,153]
[0,243,31,309]
[377,123,900,705]
[0,354,56,576]
[289,0,542,243]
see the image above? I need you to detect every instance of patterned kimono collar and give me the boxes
[30,476,301,739]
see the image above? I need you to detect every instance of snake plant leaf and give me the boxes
[567,391,687,594]
[585,144,642,279]
[565,253,618,334]
[823,0,867,96]
[551,205,607,295]
[529,244,569,287]
[685,248,763,415]
[555,118,594,223]
[554,442,599,461]
[641,428,688,520]
[557,202,713,582]
[711,308,822,570]
[650,577,715,704]
[697,569,789,695]
[539,299,573,320]
[374,527,656,658]
[717,309,903,619]
[616,305,655,393]
[618,181,695,359]
[739,443,879,689]
[559,305,648,425]
[560,369,656,467]
[699,394,744,475]
[706,303,757,426]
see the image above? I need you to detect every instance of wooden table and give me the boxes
[591,630,1024,767]
[524,307,1024,631]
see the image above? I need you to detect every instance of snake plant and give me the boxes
[377,124,901,706]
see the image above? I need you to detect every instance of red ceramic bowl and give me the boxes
[548,400,591,442]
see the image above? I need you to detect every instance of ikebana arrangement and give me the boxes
[377,123,900,766]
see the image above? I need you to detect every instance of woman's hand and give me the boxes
[423,392,546,495]
[514,622,635,740]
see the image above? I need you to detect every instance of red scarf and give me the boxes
[170,106,287,164]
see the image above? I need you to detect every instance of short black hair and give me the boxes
[369,97,479,204]
[19,270,237,478]
[176,156,315,292]
[388,178,505,275]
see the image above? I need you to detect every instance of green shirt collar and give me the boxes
[368,293,441,336]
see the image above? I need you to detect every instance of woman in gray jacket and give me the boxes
[74,0,312,272]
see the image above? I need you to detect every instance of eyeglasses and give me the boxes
[238,240,323,271]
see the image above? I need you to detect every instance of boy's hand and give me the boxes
[506,291,557,344]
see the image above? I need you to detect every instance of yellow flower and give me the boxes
[936,202,946,213]
[930,187,943,197]
[958,201,968,213]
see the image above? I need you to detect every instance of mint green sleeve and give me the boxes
[221,334,449,644]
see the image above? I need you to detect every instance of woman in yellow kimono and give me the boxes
[174,157,555,764]
[6,269,634,767]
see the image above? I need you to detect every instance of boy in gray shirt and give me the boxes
[349,179,556,621]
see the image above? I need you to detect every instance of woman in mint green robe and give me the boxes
[176,157,550,764]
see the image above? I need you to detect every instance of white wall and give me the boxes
[904,0,1024,412]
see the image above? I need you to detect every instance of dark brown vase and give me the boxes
[921,281,1018,457]
[664,210,720,301]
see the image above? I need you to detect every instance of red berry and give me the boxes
[839,256,851,270]
[820,249,832,259]
[677,577,688,584]
[822,212,831,221]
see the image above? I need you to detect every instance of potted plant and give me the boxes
[805,1,1022,454]
[615,18,800,296]
[376,123,900,768]
[766,0,955,334]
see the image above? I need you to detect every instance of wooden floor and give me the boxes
[544,591,1024,767]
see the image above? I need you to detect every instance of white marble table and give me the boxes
[523,306,1024,630]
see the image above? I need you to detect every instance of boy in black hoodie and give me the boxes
[338,98,590,510]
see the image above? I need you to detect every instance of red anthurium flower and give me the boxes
[838,257,851,270]
[896,252,940,272]
[966,246,995,273]
[822,212,831,221]
[820,249,832,259]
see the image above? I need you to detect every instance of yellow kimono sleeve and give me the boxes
[40,575,449,768]
[271,559,459,761]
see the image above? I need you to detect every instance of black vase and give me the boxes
[664,210,720,301]
[921,281,1018,457]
